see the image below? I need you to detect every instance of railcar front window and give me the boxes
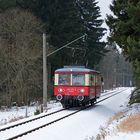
[72,74,85,85]
[58,74,70,85]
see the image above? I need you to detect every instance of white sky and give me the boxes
[98,0,113,19]
[97,0,113,41]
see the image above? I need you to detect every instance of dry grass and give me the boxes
[95,112,125,140]
[107,112,124,126]
[95,111,140,140]
[117,112,140,133]
[96,127,108,140]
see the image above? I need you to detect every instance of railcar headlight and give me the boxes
[56,94,63,101]
[77,95,84,101]
[58,88,63,92]
[80,89,85,93]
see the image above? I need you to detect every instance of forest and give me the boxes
[0,0,139,107]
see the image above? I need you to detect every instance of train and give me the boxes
[54,66,103,108]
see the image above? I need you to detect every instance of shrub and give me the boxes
[129,88,140,104]
[34,109,40,115]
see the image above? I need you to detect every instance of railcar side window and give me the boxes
[96,75,101,85]
[72,74,85,85]
[58,74,70,85]
[90,75,93,86]
[90,75,95,86]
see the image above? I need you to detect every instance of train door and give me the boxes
[96,75,102,98]
[89,73,95,98]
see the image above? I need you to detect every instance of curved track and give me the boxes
[0,88,128,140]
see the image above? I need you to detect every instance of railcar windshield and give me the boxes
[58,74,70,85]
[72,74,85,85]
[57,74,85,86]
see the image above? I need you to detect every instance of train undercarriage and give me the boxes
[58,95,97,108]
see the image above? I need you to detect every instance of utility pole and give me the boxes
[43,33,47,107]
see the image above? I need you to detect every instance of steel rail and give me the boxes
[0,108,65,132]
[0,89,124,132]
[100,88,127,98]
[6,88,128,140]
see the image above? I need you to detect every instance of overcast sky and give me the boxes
[97,0,113,41]
[98,0,112,19]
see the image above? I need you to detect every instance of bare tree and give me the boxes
[0,8,44,106]
[99,47,133,90]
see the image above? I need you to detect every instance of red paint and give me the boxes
[54,86,89,96]
[54,66,102,102]
[54,85,101,98]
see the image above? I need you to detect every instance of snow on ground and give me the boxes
[106,133,140,140]
[0,87,139,140]
[0,101,62,126]
[18,87,139,140]
[102,103,140,140]
[0,88,119,127]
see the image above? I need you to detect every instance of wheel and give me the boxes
[90,98,96,106]
[62,104,69,109]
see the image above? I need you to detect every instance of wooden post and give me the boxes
[43,33,47,107]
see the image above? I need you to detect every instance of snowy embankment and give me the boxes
[97,103,140,140]
[95,87,140,140]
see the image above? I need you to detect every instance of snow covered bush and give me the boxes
[129,88,140,104]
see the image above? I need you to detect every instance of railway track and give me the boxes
[0,88,128,140]
[0,108,65,132]
[100,88,125,98]
[0,88,122,133]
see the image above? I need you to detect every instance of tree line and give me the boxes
[106,0,140,104]
[0,0,107,106]
[0,0,138,107]
[106,0,140,88]
[99,47,133,90]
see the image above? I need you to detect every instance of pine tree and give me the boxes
[106,0,140,87]
[76,0,107,67]
[0,0,16,11]
[106,0,140,62]
[15,0,83,66]
[0,0,107,68]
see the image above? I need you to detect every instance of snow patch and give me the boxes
[96,103,140,140]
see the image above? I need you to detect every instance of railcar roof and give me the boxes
[55,66,100,73]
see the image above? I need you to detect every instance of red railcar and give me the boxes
[54,66,102,108]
